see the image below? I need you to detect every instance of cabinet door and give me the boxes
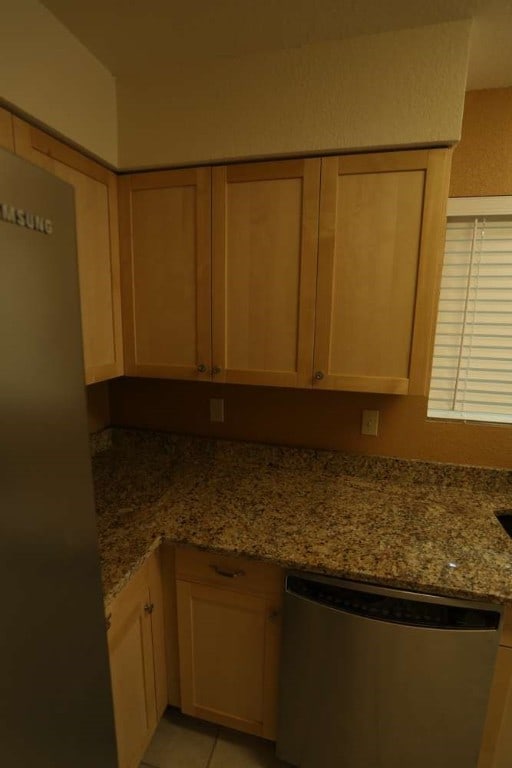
[12,117,123,383]
[313,150,451,395]
[212,159,320,387]
[119,169,212,380]
[478,646,512,768]
[176,580,281,738]
[0,107,14,151]
[108,574,157,768]
[147,547,168,719]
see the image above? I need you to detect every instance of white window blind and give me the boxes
[428,198,512,425]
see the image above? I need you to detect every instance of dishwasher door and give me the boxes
[277,573,502,768]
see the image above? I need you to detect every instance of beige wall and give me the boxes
[110,379,512,469]
[450,87,512,196]
[0,0,117,165]
[0,10,470,170]
[117,20,471,169]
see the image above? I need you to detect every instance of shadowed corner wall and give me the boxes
[0,0,117,165]
[87,383,111,434]
[108,87,512,468]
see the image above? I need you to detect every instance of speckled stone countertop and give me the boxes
[91,429,512,607]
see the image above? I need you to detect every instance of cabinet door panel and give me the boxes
[54,161,121,380]
[120,169,211,379]
[12,117,123,383]
[177,581,269,736]
[478,646,512,768]
[331,169,423,380]
[494,649,512,768]
[213,159,320,387]
[108,581,156,768]
[148,547,168,718]
[314,150,451,395]
[0,107,14,151]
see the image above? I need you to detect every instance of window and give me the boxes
[428,196,512,425]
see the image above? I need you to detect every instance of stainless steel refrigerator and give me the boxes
[0,147,118,766]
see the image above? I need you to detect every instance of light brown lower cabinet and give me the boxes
[105,545,510,767]
[479,611,512,768]
[175,546,284,739]
[106,550,167,768]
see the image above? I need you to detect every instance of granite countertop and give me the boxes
[92,430,512,607]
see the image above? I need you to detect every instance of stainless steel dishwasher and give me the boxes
[277,573,503,768]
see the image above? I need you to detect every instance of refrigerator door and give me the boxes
[0,148,117,766]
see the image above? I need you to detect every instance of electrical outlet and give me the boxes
[210,398,224,423]
[361,409,379,436]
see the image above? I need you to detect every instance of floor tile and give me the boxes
[209,727,292,768]
[142,708,217,768]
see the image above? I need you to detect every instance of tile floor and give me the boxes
[140,708,292,768]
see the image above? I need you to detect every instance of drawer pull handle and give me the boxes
[144,603,154,614]
[210,565,245,579]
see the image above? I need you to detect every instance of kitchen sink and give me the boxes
[495,510,512,538]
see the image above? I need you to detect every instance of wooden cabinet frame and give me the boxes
[5,105,454,396]
[120,149,451,394]
[0,107,14,151]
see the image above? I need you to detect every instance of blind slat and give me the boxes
[428,212,512,425]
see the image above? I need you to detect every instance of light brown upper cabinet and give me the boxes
[120,149,450,394]
[212,159,321,387]
[12,117,123,384]
[120,160,319,388]
[0,107,14,151]
[313,150,452,395]
[119,168,212,380]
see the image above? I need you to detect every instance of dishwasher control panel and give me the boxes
[287,574,501,630]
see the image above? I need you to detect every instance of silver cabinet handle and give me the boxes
[210,564,245,579]
[314,371,324,381]
[211,366,221,375]
[144,603,154,615]
[197,364,207,373]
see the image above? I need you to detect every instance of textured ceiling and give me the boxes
[41,0,512,83]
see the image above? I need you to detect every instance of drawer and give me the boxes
[175,545,283,597]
